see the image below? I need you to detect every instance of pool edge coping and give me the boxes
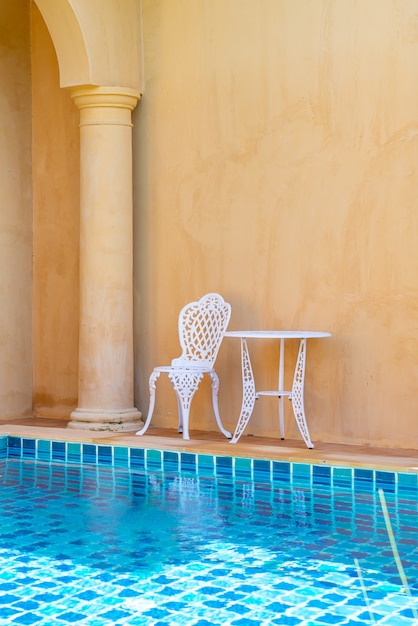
[0,424,417,475]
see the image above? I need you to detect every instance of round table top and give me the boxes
[224,330,331,339]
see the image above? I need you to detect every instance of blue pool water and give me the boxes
[0,438,417,625]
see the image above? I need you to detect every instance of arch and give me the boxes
[33,0,91,87]
[33,0,143,92]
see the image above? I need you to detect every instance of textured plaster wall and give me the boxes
[32,4,80,417]
[0,0,33,419]
[134,0,418,447]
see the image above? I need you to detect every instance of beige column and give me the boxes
[68,86,142,431]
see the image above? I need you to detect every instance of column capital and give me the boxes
[71,85,141,111]
[71,85,141,126]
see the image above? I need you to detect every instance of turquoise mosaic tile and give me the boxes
[313,464,332,486]
[98,445,113,465]
[37,439,51,462]
[398,472,418,491]
[215,454,233,477]
[180,452,196,472]
[67,442,81,464]
[7,436,20,457]
[354,468,374,490]
[163,450,179,472]
[197,453,214,475]
[253,458,271,481]
[146,448,161,470]
[272,460,291,481]
[129,447,144,469]
[113,445,129,468]
[332,466,353,488]
[52,440,66,461]
[234,456,252,480]
[82,443,97,464]
[22,437,36,458]
[292,462,312,482]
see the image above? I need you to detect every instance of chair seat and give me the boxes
[155,365,214,374]
[171,357,212,369]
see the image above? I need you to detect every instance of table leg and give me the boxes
[291,339,314,449]
[230,338,256,443]
[278,338,285,439]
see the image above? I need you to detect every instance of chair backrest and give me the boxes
[171,293,231,369]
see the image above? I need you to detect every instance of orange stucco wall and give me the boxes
[0,0,33,418]
[32,3,80,418]
[133,0,418,448]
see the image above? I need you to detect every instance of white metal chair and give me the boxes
[136,293,232,440]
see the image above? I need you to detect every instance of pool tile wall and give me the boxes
[3,435,418,495]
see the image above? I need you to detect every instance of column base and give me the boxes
[68,407,143,432]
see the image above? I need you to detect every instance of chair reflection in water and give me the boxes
[136,293,232,440]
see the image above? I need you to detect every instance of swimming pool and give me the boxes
[0,436,417,625]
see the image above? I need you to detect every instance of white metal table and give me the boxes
[224,330,331,448]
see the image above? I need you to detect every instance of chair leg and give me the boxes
[209,371,231,439]
[176,396,183,434]
[136,370,160,435]
[168,370,203,440]
[178,403,191,440]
